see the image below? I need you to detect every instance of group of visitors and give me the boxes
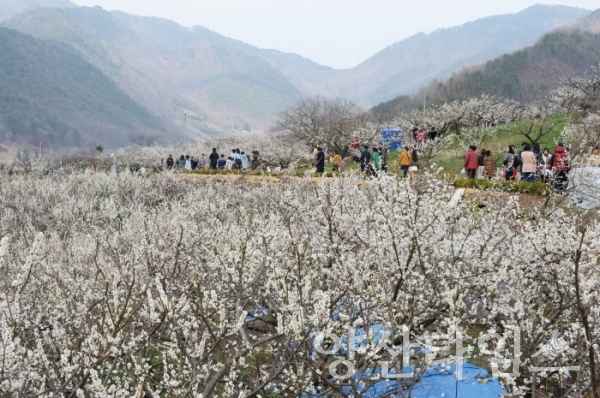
[316,141,424,179]
[358,145,388,174]
[397,146,420,179]
[412,126,438,142]
[165,148,265,171]
[314,143,387,174]
[463,141,600,192]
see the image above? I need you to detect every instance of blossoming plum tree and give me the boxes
[0,166,599,397]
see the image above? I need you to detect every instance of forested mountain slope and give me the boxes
[336,4,590,104]
[4,7,303,132]
[372,10,600,120]
[0,27,162,147]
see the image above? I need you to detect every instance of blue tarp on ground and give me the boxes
[302,363,507,398]
[380,128,403,150]
[245,306,268,323]
[409,363,507,398]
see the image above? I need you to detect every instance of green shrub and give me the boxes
[453,177,552,196]
[184,169,280,177]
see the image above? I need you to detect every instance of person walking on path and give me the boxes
[233,149,242,169]
[477,148,486,178]
[198,154,207,169]
[315,147,325,173]
[428,126,437,141]
[371,148,381,171]
[504,146,516,165]
[539,148,553,183]
[415,128,425,149]
[398,146,412,178]
[332,152,341,172]
[520,143,537,182]
[360,145,371,172]
[552,142,570,192]
[241,151,250,169]
[409,148,419,181]
[251,151,261,169]
[218,154,227,169]
[209,148,219,169]
[463,145,479,179]
[483,150,495,179]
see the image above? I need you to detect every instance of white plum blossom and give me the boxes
[0,158,598,397]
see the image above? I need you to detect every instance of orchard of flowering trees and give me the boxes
[0,167,600,397]
[2,63,600,398]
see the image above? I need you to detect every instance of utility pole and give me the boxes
[423,94,426,112]
[102,126,105,150]
[183,112,187,141]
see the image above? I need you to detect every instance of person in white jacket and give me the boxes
[539,148,553,182]
[241,151,250,169]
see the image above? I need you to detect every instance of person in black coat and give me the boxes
[166,155,174,169]
[315,147,325,173]
[360,145,371,172]
[209,148,219,169]
[428,127,437,141]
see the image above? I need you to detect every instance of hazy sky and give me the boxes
[70,0,598,69]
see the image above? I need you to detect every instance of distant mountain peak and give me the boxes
[568,8,600,33]
[0,0,76,22]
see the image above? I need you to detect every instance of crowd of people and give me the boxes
[412,125,438,142]
[160,138,600,189]
[315,142,422,180]
[463,142,600,191]
[326,144,391,176]
[165,148,270,171]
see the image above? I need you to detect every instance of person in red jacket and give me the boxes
[464,145,479,179]
[552,142,570,192]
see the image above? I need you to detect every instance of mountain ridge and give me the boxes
[371,9,600,119]
[0,0,75,22]
[339,4,591,104]
[0,26,163,147]
[0,1,594,146]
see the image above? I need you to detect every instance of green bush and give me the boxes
[184,169,279,177]
[453,177,552,196]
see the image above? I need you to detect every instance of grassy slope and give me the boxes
[427,114,577,175]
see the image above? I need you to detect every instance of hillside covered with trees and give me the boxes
[373,10,600,120]
[0,27,163,147]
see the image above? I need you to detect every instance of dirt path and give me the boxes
[182,172,365,184]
